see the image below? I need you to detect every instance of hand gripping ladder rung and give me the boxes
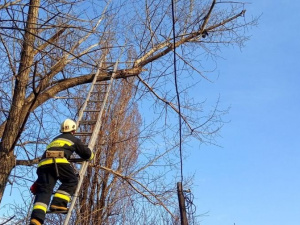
[63,58,121,225]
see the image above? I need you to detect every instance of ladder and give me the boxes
[62,59,120,225]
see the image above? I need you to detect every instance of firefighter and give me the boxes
[29,119,94,225]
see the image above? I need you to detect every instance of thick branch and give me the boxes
[16,158,41,166]
[32,67,144,108]
[135,2,246,67]
[33,28,67,55]
[0,67,144,138]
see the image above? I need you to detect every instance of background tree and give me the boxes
[76,77,141,225]
[0,0,256,223]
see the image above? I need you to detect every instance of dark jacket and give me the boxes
[41,132,92,161]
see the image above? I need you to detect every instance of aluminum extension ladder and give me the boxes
[62,59,120,225]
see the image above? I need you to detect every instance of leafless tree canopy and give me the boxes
[0,0,256,223]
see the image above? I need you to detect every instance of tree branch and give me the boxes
[16,158,40,166]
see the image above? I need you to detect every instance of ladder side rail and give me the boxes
[63,59,120,225]
[88,60,119,150]
[76,60,104,127]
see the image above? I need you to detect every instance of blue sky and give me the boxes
[187,1,300,225]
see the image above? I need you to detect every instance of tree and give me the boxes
[75,78,141,224]
[0,0,256,222]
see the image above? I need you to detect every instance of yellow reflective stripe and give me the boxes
[47,139,73,149]
[56,190,71,196]
[54,192,71,202]
[33,204,47,213]
[89,152,94,160]
[30,219,41,225]
[38,158,69,167]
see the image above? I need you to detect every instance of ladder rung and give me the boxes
[75,132,92,136]
[79,120,97,125]
[54,97,85,99]
[95,83,109,85]
[91,90,108,92]
[69,158,86,163]
[84,110,100,112]
[88,100,103,103]
[46,210,68,214]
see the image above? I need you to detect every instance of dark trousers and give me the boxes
[30,163,78,223]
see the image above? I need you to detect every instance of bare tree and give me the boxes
[0,0,257,223]
[75,78,141,224]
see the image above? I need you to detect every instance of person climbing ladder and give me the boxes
[29,118,94,225]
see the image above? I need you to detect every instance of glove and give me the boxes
[30,181,38,195]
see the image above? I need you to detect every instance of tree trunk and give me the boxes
[0,0,40,204]
[0,151,16,202]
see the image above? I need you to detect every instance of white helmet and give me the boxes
[60,119,77,133]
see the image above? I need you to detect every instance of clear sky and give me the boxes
[187,1,300,225]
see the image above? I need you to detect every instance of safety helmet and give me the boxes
[60,119,77,133]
